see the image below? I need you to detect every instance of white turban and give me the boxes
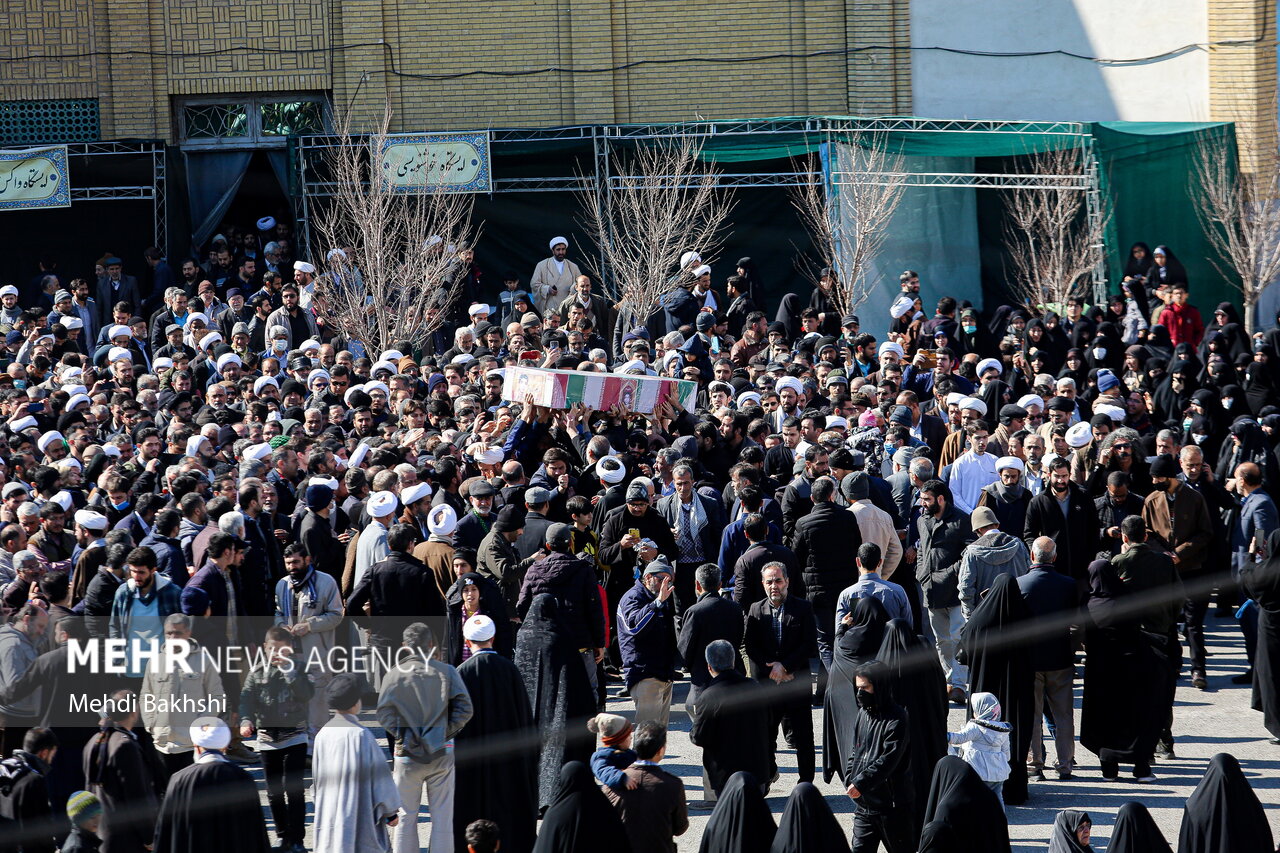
[190,717,231,750]
[1094,403,1126,423]
[66,394,92,411]
[254,376,280,395]
[107,347,132,364]
[107,324,130,340]
[50,491,72,512]
[1066,422,1093,448]
[185,435,210,457]
[37,431,64,453]
[293,261,316,274]
[427,504,458,536]
[370,360,397,376]
[596,456,626,485]
[468,303,490,317]
[692,264,711,278]
[976,358,1003,378]
[475,447,504,466]
[74,510,108,531]
[680,250,702,268]
[958,397,988,416]
[243,443,272,461]
[549,236,569,251]
[878,341,904,359]
[349,442,371,469]
[775,377,804,396]
[995,456,1025,473]
[737,391,762,408]
[1017,394,1045,411]
[367,491,398,518]
[890,296,915,320]
[463,614,496,642]
[216,353,242,372]
[379,350,405,364]
[59,316,83,330]
[9,416,36,433]
[401,483,432,507]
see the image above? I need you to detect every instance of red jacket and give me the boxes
[1158,302,1205,348]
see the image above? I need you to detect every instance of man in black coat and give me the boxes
[915,479,973,703]
[732,513,800,609]
[689,639,772,797]
[513,487,555,560]
[658,464,727,630]
[1024,456,1101,583]
[781,445,830,541]
[677,564,743,707]
[845,660,914,853]
[297,484,346,583]
[598,479,677,622]
[791,475,860,697]
[744,563,817,784]
[347,523,447,653]
[0,726,59,853]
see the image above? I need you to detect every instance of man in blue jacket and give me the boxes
[617,559,678,730]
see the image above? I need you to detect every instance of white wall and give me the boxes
[911,0,1209,122]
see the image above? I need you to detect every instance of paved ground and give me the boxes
[251,611,1279,850]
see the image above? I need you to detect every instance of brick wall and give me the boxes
[0,0,915,141]
[1207,0,1277,176]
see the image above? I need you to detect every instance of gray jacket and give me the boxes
[376,653,472,763]
[958,530,1031,619]
[916,504,972,610]
[0,624,40,717]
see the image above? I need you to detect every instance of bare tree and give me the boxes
[577,134,735,330]
[1000,146,1105,310]
[310,101,480,354]
[1192,137,1280,334]
[791,129,908,315]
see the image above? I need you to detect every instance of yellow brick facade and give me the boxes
[1207,0,1278,176]
[0,0,911,140]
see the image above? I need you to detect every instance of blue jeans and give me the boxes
[985,780,1005,811]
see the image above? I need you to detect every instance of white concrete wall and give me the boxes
[910,0,1210,122]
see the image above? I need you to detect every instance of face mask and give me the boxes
[1093,347,1107,360]
[1192,433,1207,445]
[963,324,977,335]
[1223,398,1235,409]
[13,380,25,390]
[856,689,877,711]
[112,499,130,511]
[273,340,286,351]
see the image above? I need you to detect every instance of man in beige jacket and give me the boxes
[140,612,226,775]
[530,236,581,316]
[841,472,902,579]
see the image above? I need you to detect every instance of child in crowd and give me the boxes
[587,712,638,791]
[947,691,1012,808]
[61,790,102,853]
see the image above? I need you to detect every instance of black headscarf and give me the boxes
[1108,802,1173,853]
[767,781,849,853]
[1178,753,1274,853]
[958,573,1035,805]
[515,594,597,811]
[1047,809,1092,853]
[1244,362,1274,416]
[822,596,889,783]
[1148,245,1189,288]
[876,618,946,835]
[698,771,777,853]
[446,571,512,663]
[532,762,633,853]
[1058,347,1090,388]
[1084,558,1126,629]
[1124,242,1153,279]
[917,820,963,853]
[1144,324,1174,361]
[921,755,1011,853]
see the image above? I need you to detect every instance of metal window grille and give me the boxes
[0,99,100,145]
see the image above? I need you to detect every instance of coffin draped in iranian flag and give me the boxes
[506,367,697,414]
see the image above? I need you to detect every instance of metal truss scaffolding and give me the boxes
[4,141,167,249]
[293,116,1105,297]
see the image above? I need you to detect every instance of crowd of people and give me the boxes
[0,228,1276,852]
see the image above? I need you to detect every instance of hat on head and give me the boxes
[469,480,497,498]
[367,491,398,518]
[1150,453,1179,478]
[59,315,83,330]
[257,216,276,231]
[841,313,859,327]
[976,358,1003,377]
[0,286,17,299]
[401,482,432,507]
[190,717,231,750]
[892,446,915,467]
[428,504,458,537]
[878,341,904,359]
[890,405,913,427]
[775,376,803,396]
[971,506,999,530]
[325,674,363,710]
[1093,403,1125,423]
[826,415,849,431]
[525,486,553,506]
[37,431,64,453]
[1097,370,1120,393]
[995,456,1025,473]
[680,250,702,268]
[626,480,650,502]
[545,522,573,550]
[1047,396,1076,413]
[587,712,633,747]
[463,614,496,643]
[549,236,569,251]
[74,510,108,532]
[293,260,316,274]
[596,455,625,485]
[957,397,987,416]
[890,296,915,319]
[1066,421,1093,448]
[66,791,101,826]
[737,390,762,408]
[643,558,673,576]
[2,482,28,499]
[999,404,1028,422]
[841,472,870,502]
[696,312,715,331]
[1017,394,1045,411]
[494,504,526,532]
[305,483,334,510]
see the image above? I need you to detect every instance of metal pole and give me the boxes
[296,138,312,260]
[153,143,167,254]
[1082,134,1107,304]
